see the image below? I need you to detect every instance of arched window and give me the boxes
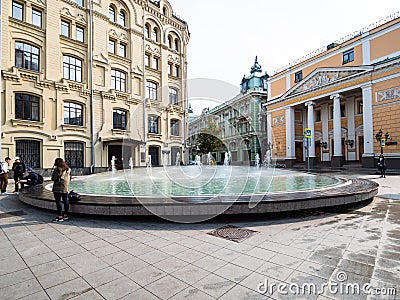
[63,55,82,82]
[119,10,126,26]
[170,119,180,136]
[152,27,158,42]
[15,93,40,121]
[174,38,179,52]
[15,41,40,71]
[146,81,158,100]
[109,6,115,22]
[163,7,167,16]
[168,35,173,48]
[64,102,83,126]
[111,69,126,92]
[145,24,150,38]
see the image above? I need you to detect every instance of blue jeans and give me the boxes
[54,192,69,216]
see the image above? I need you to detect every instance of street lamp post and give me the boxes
[375,129,391,154]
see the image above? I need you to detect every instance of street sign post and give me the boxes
[304,128,312,172]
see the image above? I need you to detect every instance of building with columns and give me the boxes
[188,58,269,165]
[1,0,189,173]
[265,12,400,168]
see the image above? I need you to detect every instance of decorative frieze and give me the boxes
[376,86,400,102]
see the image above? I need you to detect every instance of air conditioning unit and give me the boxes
[49,135,57,141]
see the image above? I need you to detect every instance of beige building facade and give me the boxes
[265,12,400,168]
[1,0,189,173]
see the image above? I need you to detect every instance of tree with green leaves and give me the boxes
[196,117,224,154]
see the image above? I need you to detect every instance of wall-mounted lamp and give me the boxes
[318,141,327,149]
[345,139,354,148]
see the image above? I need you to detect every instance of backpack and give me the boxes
[37,174,44,184]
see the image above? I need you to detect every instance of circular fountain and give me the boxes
[19,165,378,222]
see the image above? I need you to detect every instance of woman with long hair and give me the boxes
[51,158,71,222]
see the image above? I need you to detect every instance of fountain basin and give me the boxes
[18,167,378,220]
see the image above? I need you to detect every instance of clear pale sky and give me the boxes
[169,0,399,114]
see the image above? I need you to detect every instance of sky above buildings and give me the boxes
[170,0,399,115]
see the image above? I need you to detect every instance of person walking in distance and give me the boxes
[12,157,26,194]
[0,157,12,195]
[378,154,386,178]
[51,158,71,222]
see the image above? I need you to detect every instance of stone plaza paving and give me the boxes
[0,173,399,299]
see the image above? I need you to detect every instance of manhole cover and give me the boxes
[207,225,259,243]
[0,210,27,219]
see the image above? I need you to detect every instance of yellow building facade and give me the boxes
[1,0,189,173]
[265,12,400,168]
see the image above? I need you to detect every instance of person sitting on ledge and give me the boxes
[18,168,39,187]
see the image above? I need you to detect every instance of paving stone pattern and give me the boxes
[0,174,399,299]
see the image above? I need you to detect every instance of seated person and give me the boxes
[18,168,39,187]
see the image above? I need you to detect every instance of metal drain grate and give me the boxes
[0,210,27,219]
[207,225,259,243]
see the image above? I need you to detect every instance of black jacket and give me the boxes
[12,161,26,175]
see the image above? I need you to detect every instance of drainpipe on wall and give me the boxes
[142,1,149,163]
[89,0,95,173]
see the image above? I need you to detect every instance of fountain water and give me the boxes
[128,157,133,172]
[175,152,181,166]
[223,152,230,166]
[162,152,169,166]
[195,155,202,165]
[255,153,261,169]
[110,156,117,172]
[263,149,272,168]
[207,152,212,165]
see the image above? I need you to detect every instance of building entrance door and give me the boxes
[149,147,160,166]
[358,136,364,162]
[295,142,303,162]
[315,142,321,162]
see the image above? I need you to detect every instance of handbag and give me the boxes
[68,190,81,202]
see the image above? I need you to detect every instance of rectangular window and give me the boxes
[169,88,178,105]
[15,93,40,121]
[15,42,40,71]
[76,27,84,42]
[168,63,172,75]
[65,142,84,168]
[342,48,354,64]
[64,102,83,126]
[16,140,40,168]
[75,0,84,6]
[109,40,115,54]
[152,57,159,70]
[119,44,126,57]
[12,1,23,20]
[61,20,70,37]
[357,100,363,115]
[146,81,157,100]
[145,54,150,67]
[63,56,82,82]
[315,109,321,122]
[113,109,127,130]
[294,70,303,83]
[111,69,126,92]
[148,116,159,134]
[340,104,346,117]
[32,9,42,27]
[170,120,179,136]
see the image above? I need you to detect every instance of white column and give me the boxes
[286,71,291,91]
[285,107,295,160]
[362,32,371,65]
[305,101,315,158]
[362,84,374,155]
[347,97,356,161]
[267,112,273,145]
[331,94,342,157]
[321,104,329,161]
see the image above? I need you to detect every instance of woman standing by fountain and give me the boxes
[51,158,71,222]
